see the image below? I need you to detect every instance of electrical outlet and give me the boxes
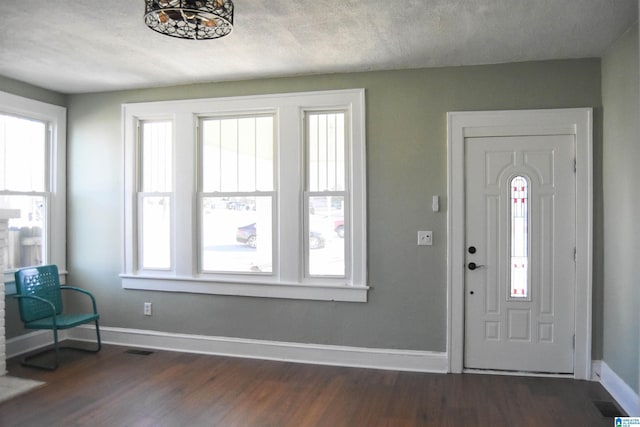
[417,230,433,246]
[144,302,152,316]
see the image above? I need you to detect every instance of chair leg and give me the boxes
[21,328,60,371]
[53,327,60,367]
[91,320,102,352]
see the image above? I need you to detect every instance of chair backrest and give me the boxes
[15,265,64,322]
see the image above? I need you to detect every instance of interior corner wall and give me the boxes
[602,21,640,394]
[60,59,602,355]
[0,75,67,108]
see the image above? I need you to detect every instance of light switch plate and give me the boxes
[418,230,433,246]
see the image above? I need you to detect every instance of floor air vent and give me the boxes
[593,400,624,418]
[125,349,154,356]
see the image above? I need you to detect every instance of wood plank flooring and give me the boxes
[0,343,624,426]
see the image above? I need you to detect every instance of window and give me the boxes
[0,91,66,279]
[200,115,274,274]
[305,112,347,277]
[139,121,173,270]
[510,175,529,299]
[122,89,367,302]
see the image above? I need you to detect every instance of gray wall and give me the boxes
[0,75,67,107]
[2,60,605,359]
[602,22,639,393]
[51,59,602,354]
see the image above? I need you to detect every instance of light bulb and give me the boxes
[201,17,217,27]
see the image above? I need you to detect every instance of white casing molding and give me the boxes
[447,108,593,379]
[121,89,368,302]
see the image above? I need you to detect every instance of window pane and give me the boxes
[307,112,345,192]
[1,195,45,270]
[510,176,528,298]
[308,195,345,277]
[202,116,274,193]
[201,196,272,273]
[200,115,275,274]
[306,111,347,277]
[141,121,172,192]
[0,114,46,192]
[139,121,172,271]
[141,196,171,269]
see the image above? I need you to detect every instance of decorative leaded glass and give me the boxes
[510,176,529,298]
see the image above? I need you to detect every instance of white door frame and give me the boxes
[447,108,593,379]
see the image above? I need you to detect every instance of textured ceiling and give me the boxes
[0,0,637,94]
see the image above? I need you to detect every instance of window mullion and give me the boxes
[278,105,302,282]
[173,112,194,277]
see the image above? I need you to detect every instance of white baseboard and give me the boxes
[65,325,448,373]
[596,360,640,416]
[591,360,602,381]
[6,330,56,359]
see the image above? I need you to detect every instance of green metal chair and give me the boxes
[14,264,102,370]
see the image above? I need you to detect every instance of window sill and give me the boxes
[120,275,369,302]
[3,269,67,296]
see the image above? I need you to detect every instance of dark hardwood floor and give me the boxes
[0,343,623,426]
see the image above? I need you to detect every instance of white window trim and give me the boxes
[122,89,368,302]
[0,90,67,285]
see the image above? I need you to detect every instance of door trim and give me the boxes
[447,108,593,379]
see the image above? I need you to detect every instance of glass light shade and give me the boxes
[144,0,234,40]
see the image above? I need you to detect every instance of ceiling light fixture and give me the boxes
[144,0,234,40]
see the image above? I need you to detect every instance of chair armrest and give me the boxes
[60,286,99,314]
[13,295,58,326]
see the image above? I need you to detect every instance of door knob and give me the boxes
[468,262,484,270]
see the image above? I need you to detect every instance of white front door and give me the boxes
[463,134,576,373]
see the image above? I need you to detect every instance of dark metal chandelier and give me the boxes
[144,0,234,40]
